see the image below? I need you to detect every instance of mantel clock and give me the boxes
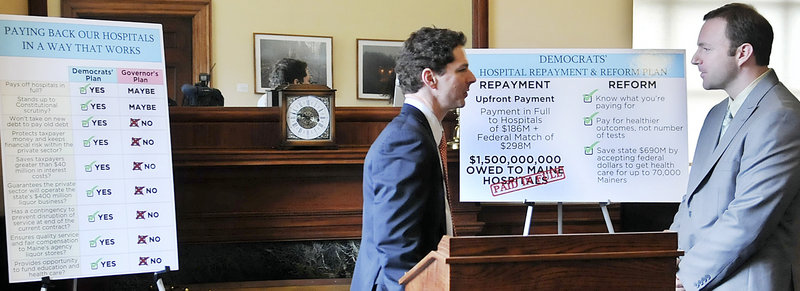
[277,84,337,149]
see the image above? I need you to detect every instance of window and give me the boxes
[634,0,800,159]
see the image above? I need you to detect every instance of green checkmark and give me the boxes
[88,210,100,222]
[89,235,101,248]
[583,89,599,103]
[81,99,92,111]
[584,112,600,126]
[91,257,102,270]
[585,141,600,155]
[83,136,95,147]
[85,161,97,172]
[86,185,98,197]
[82,116,94,127]
[80,84,91,94]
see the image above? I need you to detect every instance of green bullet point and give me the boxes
[583,89,598,103]
[81,99,92,111]
[82,116,94,127]
[91,257,102,270]
[88,210,100,222]
[83,136,95,147]
[584,112,600,126]
[85,161,97,172]
[90,235,101,248]
[87,185,98,197]
[80,83,91,94]
[585,141,600,155]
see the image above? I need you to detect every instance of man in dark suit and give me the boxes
[670,3,800,290]
[351,27,476,291]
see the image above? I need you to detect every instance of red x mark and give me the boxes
[130,118,140,127]
[139,257,149,266]
[131,137,141,146]
[136,210,146,219]
[134,186,144,195]
[138,235,148,244]
[132,162,143,171]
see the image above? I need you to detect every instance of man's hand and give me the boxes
[676,276,685,291]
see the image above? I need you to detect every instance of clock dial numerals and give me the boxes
[277,84,337,148]
[287,96,330,140]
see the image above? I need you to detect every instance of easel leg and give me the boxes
[557,202,563,235]
[40,276,50,291]
[523,201,535,236]
[154,266,171,291]
[600,202,615,233]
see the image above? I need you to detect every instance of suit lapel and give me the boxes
[686,71,779,196]
[686,102,726,195]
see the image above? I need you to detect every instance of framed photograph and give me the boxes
[357,39,403,100]
[254,33,333,93]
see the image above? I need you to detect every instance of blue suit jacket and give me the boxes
[351,104,447,291]
[671,71,800,290]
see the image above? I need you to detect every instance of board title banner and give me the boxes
[0,14,177,283]
[460,49,689,203]
[0,18,162,62]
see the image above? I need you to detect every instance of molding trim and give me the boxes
[472,0,488,48]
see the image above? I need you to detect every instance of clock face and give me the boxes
[286,95,331,140]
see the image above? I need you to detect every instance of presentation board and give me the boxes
[0,14,178,283]
[460,49,688,203]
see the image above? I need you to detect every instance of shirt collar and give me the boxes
[729,68,772,118]
[405,98,444,146]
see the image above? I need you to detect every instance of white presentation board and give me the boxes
[460,49,688,203]
[0,14,178,283]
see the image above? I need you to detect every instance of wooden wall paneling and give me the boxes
[169,107,619,243]
[174,164,364,243]
[334,107,398,147]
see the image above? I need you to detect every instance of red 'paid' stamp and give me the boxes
[490,166,566,196]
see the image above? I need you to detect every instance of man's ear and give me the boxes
[736,43,754,67]
[421,68,437,89]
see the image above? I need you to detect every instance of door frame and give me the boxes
[62,0,211,80]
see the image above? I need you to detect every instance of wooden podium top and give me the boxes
[400,232,682,290]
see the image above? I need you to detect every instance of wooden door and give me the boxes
[79,15,194,106]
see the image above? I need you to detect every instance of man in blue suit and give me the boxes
[351,27,476,291]
[671,3,800,291]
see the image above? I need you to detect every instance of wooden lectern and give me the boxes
[399,232,681,290]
